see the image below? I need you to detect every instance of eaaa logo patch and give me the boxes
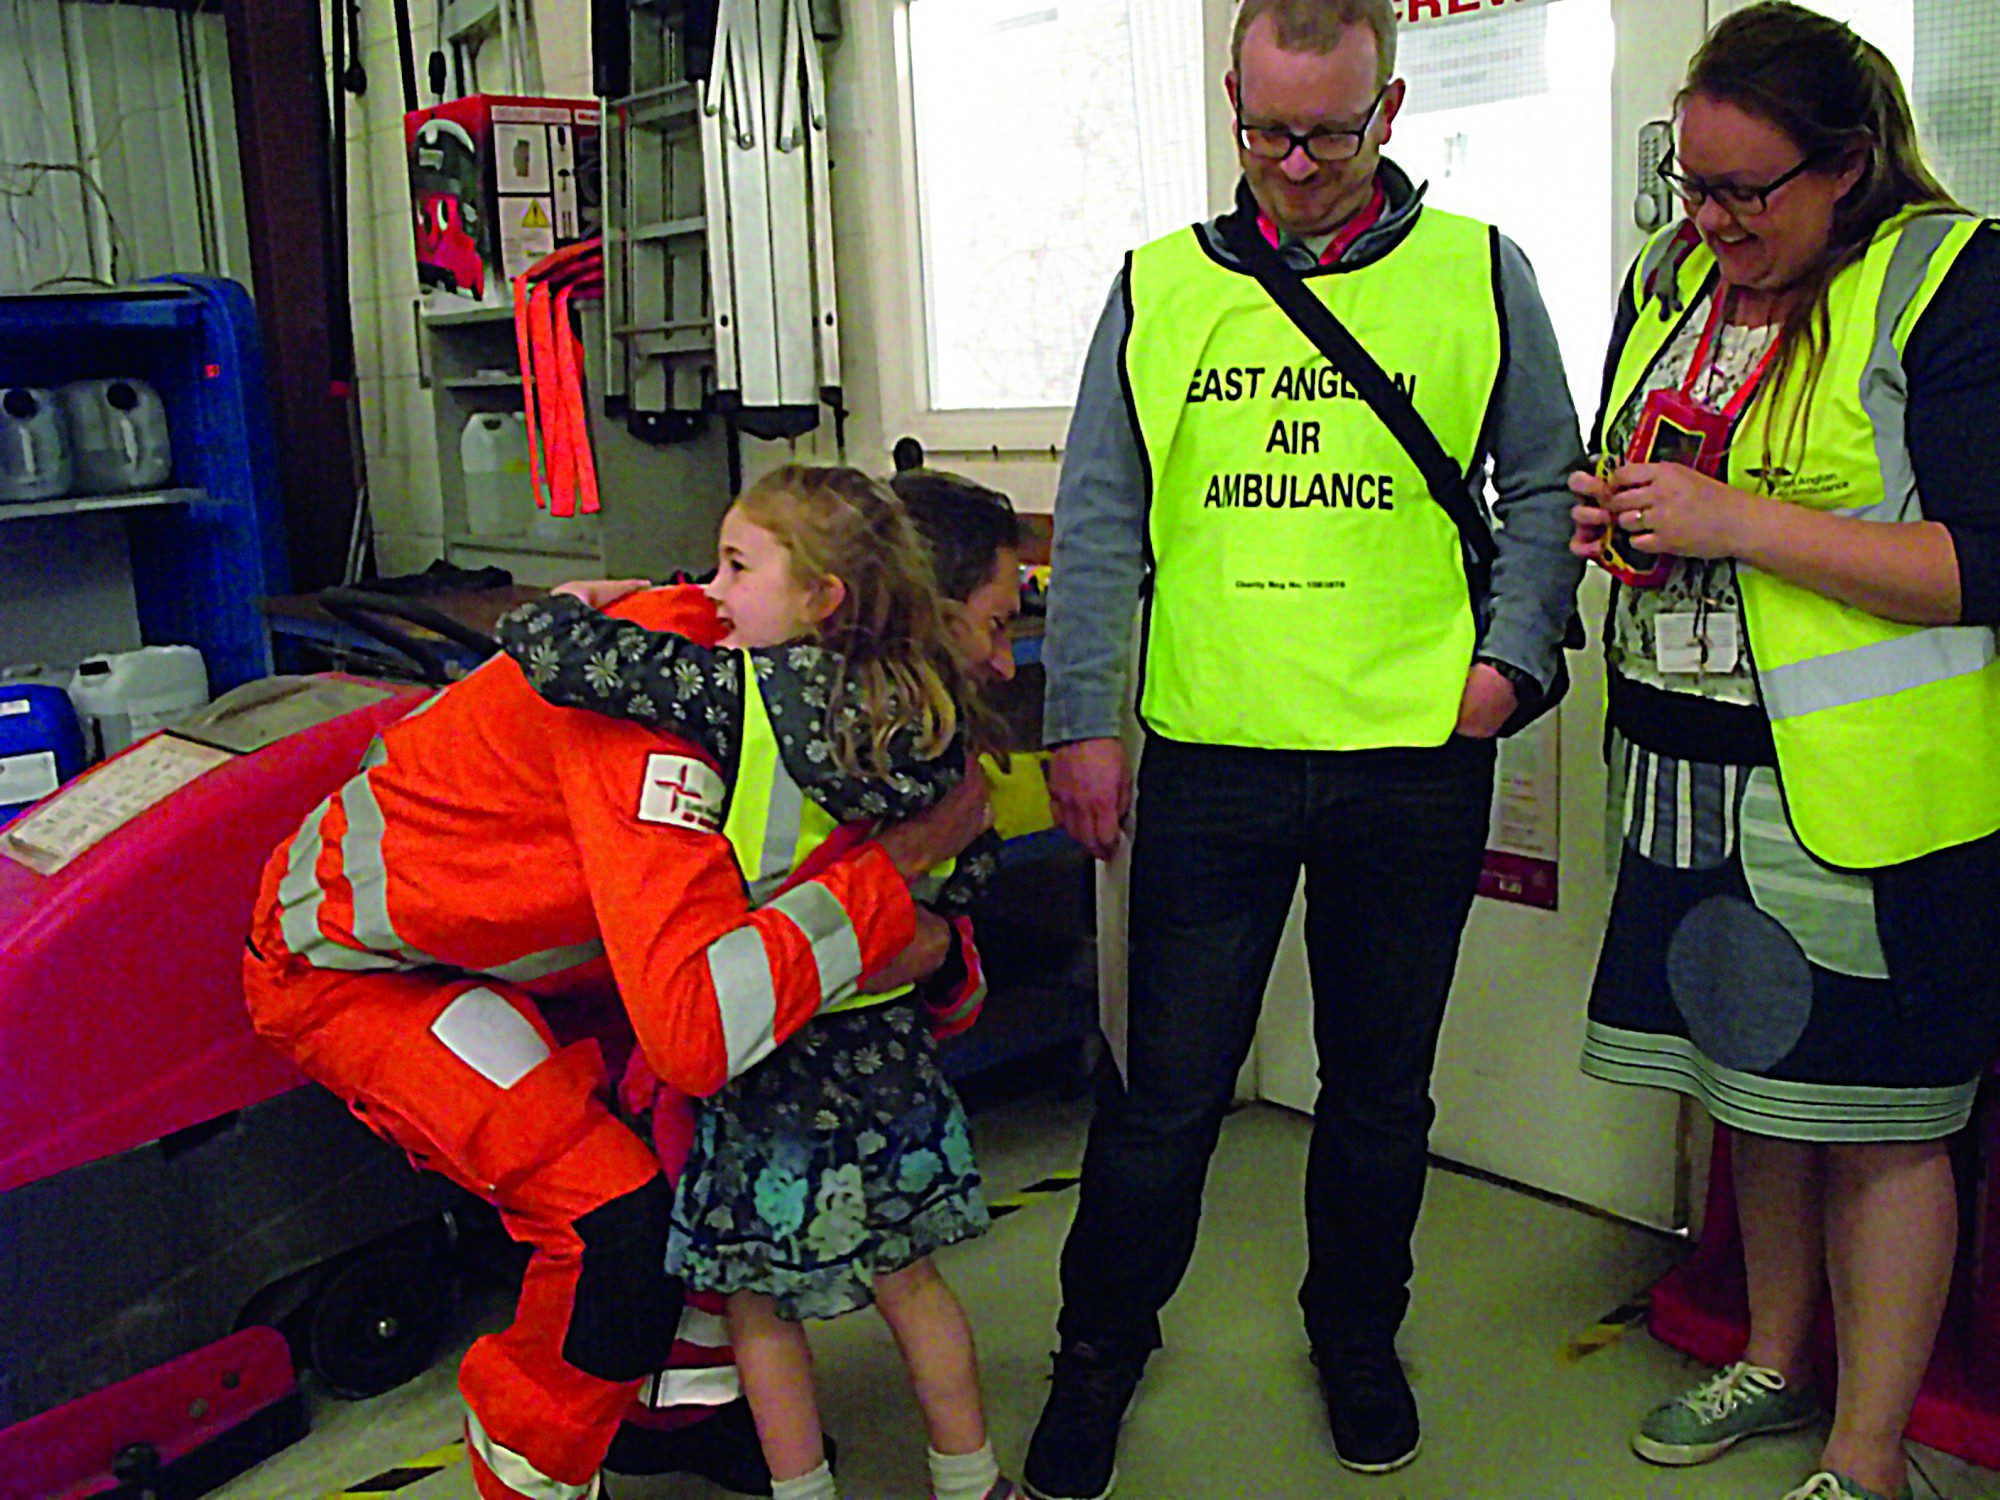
[637,754,725,833]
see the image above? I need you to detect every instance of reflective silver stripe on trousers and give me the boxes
[430,987,552,1089]
[340,753,437,965]
[465,1409,599,1500]
[277,794,336,959]
[277,792,397,972]
[1846,213,1971,524]
[707,925,781,1077]
[639,1362,742,1408]
[670,1304,730,1349]
[768,881,864,1010]
[1759,624,1998,720]
[489,939,608,984]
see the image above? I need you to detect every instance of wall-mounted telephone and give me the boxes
[1635,120,1676,231]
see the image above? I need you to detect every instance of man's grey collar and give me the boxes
[1203,157,1431,270]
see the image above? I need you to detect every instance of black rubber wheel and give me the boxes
[305,1243,453,1399]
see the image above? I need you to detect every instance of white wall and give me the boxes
[0,1,247,296]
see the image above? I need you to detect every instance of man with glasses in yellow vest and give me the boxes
[1028,2,1586,1493]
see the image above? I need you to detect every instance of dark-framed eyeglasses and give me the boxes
[1656,150,1820,217]
[1235,85,1389,165]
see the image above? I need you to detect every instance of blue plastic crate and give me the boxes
[0,278,288,692]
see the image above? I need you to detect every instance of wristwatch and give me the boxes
[1476,656,1542,709]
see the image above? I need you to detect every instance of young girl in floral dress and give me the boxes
[499,463,1016,1500]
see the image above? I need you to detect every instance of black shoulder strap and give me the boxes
[1218,210,1498,587]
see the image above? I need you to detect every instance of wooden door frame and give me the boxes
[222,0,359,592]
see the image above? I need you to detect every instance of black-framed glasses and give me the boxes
[1235,85,1388,165]
[1656,150,1820,217]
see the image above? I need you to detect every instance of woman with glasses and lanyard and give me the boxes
[1569,6,2000,1499]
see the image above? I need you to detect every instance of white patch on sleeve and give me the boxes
[637,754,726,833]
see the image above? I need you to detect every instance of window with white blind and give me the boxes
[1757,0,2000,214]
[1390,0,1617,430]
[895,0,1209,437]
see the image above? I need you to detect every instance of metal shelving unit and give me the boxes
[0,487,205,524]
[0,279,286,692]
[602,12,715,424]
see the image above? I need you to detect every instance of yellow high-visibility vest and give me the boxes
[1122,207,1504,749]
[1604,211,1999,868]
[721,655,952,1011]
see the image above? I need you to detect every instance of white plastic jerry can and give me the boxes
[460,413,536,537]
[60,379,173,494]
[68,645,210,762]
[0,388,74,502]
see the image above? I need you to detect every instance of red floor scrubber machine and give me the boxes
[0,598,507,1500]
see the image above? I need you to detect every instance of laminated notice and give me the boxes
[1,733,232,876]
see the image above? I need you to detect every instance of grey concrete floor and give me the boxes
[212,1094,2000,1500]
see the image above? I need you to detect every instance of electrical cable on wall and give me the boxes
[327,0,374,584]
[1,0,232,293]
[1,163,130,289]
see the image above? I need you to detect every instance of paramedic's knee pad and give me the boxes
[563,1174,684,1381]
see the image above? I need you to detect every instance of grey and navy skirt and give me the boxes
[1581,743,2000,1142]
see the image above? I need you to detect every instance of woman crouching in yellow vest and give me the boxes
[1568,8,2000,1500]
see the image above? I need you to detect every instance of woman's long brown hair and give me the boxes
[1680,1,1961,475]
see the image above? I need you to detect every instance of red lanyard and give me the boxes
[1681,287,1781,420]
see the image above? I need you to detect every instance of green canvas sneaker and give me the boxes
[1779,1470,1912,1500]
[1633,1361,1820,1465]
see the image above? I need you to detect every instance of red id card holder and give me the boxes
[1599,387,1733,589]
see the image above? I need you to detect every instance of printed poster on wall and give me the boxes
[1479,706,1560,910]
[1399,0,1558,26]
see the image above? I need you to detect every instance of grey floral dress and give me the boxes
[497,592,993,1318]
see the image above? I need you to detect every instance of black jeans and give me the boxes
[1056,732,1496,1362]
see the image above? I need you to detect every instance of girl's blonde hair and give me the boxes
[736,464,963,776]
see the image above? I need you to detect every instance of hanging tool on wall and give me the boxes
[513,238,603,519]
[328,0,374,581]
[339,0,368,95]
[597,0,841,447]
[700,0,843,443]
[430,0,452,101]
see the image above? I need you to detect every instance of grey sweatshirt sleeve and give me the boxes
[1477,233,1589,691]
[1042,273,1150,747]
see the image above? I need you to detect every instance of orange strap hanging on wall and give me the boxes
[513,238,604,519]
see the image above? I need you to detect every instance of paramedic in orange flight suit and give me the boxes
[242,586,988,1500]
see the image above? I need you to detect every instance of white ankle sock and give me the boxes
[928,1440,1000,1500]
[772,1460,838,1500]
